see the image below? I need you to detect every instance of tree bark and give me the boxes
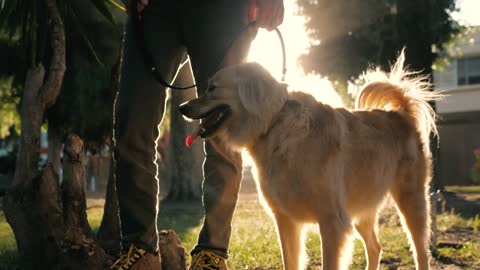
[3,2,189,267]
[4,135,107,269]
[97,156,121,257]
[97,42,123,257]
[60,135,107,269]
[47,115,63,177]
[167,61,203,201]
[159,230,187,270]
[2,0,76,268]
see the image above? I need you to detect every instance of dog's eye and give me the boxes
[207,85,216,93]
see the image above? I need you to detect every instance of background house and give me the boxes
[434,27,480,187]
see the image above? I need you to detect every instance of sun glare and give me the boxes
[247,2,344,107]
[248,0,479,108]
[451,0,480,26]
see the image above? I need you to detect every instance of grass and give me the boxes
[1,189,480,269]
[0,212,16,270]
[445,185,480,194]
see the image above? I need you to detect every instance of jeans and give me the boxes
[114,0,256,258]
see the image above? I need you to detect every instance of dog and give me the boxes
[179,53,441,270]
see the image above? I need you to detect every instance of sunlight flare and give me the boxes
[247,2,344,107]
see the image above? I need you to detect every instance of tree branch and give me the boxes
[38,0,66,109]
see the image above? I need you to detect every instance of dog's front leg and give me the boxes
[319,213,354,270]
[273,212,305,270]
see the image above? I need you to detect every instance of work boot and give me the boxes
[189,250,228,270]
[111,244,161,270]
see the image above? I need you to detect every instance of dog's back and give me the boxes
[248,52,441,270]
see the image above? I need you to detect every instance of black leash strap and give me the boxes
[130,0,287,90]
[275,27,287,82]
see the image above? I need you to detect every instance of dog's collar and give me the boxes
[284,99,302,110]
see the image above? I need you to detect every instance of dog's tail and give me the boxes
[355,51,443,146]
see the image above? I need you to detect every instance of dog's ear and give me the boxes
[237,63,287,116]
[238,77,266,115]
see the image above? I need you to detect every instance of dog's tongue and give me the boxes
[185,117,210,147]
[186,126,201,147]
[185,109,223,147]
[185,110,222,147]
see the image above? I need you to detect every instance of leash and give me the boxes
[128,0,287,90]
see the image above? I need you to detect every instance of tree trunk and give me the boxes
[397,0,438,250]
[97,42,123,257]
[60,135,107,269]
[2,3,188,267]
[97,156,121,257]
[159,230,187,270]
[1,0,89,268]
[167,61,203,201]
[47,114,63,178]
[4,134,107,269]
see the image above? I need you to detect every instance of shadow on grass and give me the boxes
[441,191,480,219]
[433,251,468,269]
[157,198,204,238]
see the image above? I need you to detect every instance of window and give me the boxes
[457,56,480,86]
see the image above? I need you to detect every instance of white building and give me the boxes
[435,29,480,114]
[433,28,480,186]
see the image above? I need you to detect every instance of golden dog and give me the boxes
[179,54,440,270]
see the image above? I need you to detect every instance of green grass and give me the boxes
[1,193,480,269]
[158,195,480,270]
[0,212,16,270]
[445,185,480,194]
[435,213,480,270]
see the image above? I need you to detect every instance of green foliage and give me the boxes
[297,0,462,101]
[0,0,117,65]
[49,0,125,144]
[0,77,20,138]
[433,27,478,71]
[0,0,125,145]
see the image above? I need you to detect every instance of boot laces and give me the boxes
[190,250,226,270]
[111,245,147,269]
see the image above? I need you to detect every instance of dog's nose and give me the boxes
[178,103,189,116]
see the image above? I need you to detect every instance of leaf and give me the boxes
[106,0,126,13]
[68,4,104,66]
[88,0,115,25]
[0,0,26,35]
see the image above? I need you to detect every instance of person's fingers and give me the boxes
[267,5,280,30]
[270,2,284,29]
[276,3,285,26]
[256,0,284,31]
[248,0,258,23]
[256,7,270,28]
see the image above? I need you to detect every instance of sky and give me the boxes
[247,0,479,107]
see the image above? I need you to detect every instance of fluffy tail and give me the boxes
[355,51,443,146]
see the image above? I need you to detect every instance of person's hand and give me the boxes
[121,0,148,14]
[250,0,284,31]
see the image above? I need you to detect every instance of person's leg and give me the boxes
[181,0,257,259]
[114,1,186,253]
